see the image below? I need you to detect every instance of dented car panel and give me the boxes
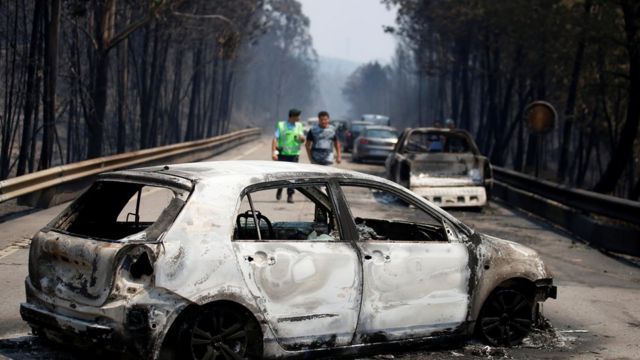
[233,241,361,349]
[354,241,470,342]
[22,160,555,359]
[386,128,493,208]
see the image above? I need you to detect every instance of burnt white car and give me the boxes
[21,161,555,359]
[385,128,493,208]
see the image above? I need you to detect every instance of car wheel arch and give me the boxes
[159,300,265,359]
[472,277,537,320]
[473,278,537,346]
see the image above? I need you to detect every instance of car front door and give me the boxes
[337,181,470,343]
[232,182,361,350]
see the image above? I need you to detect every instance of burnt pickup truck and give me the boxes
[385,128,493,209]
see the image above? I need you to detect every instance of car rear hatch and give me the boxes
[28,171,193,307]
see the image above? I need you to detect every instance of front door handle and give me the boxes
[363,252,391,262]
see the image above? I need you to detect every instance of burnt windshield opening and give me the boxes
[50,181,188,242]
[406,132,475,154]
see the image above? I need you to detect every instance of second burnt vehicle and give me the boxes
[385,128,493,209]
[21,161,555,359]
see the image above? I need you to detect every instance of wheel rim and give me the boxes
[480,289,533,346]
[189,307,250,360]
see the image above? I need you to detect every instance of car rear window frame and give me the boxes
[45,177,193,243]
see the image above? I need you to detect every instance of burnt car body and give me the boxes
[343,120,373,153]
[385,128,493,208]
[21,161,555,359]
[352,126,399,163]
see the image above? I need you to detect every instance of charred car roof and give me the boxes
[105,160,385,186]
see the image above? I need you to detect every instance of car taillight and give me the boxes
[113,246,155,297]
[359,138,368,145]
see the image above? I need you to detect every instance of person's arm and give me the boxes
[272,138,279,161]
[305,130,313,160]
[334,138,342,164]
[296,123,305,143]
[305,139,313,160]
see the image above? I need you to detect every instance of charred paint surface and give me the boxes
[233,241,361,350]
[354,241,470,343]
[21,161,554,360]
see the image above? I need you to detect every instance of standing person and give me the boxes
[272,108,305,203]
[305,111,342,165]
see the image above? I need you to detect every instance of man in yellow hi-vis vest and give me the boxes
[272,108,305,203]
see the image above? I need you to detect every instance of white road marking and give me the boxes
[0,238,31,260]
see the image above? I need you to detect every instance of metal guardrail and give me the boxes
[0,128,261,204]
[493,166,640,224]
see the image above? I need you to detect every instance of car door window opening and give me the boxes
[235,184,341,241]
[340,184,448,242]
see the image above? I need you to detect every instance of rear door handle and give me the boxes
[245,253,276,266]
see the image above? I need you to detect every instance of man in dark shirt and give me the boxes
[305,111,342,165]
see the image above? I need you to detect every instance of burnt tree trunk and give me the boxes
[38,0,61,170]
[594,1,640,193]
[116,9,130,153]
[185,46,203,141]
[17,2,44,176]
[558,1,592,183]
[459,34,471,131]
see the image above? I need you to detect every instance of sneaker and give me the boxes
[287,195,294,203]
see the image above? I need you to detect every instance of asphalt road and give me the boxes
[0,137,639,359]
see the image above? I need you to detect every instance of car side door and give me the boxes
[336,180,471,343]
[232,181,362,350]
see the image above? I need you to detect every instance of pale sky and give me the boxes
[298,0,398,64]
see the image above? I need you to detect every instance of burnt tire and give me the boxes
[181,304,263,360]
[477,289,534,346]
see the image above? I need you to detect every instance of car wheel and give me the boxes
[477,289,533,346]
[184,304,262,360]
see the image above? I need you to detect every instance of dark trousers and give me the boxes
[276,154,299,197]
